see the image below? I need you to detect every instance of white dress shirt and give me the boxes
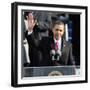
[54,38,61,51]
[28,30,33,35]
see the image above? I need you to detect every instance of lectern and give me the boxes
[23,66,76,77]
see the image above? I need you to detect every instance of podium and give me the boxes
[23,66,79,77]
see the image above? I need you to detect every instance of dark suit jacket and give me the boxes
[39,37,75,66]
[25,28,42,66]
[25,29,75,66]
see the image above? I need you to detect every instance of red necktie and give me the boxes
[55,42,59,51]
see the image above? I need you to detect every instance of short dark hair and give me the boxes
[24,11,36,20]
[51,20,65,29]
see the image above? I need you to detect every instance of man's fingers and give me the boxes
[25,13,36,31]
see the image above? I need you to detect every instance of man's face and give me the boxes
[52,24,65,40]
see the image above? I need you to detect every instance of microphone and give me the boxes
[56,50,62,61]
[50,50,55,61]
[56,50,62,56]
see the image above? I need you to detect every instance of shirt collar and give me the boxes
[54,38,61,44]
